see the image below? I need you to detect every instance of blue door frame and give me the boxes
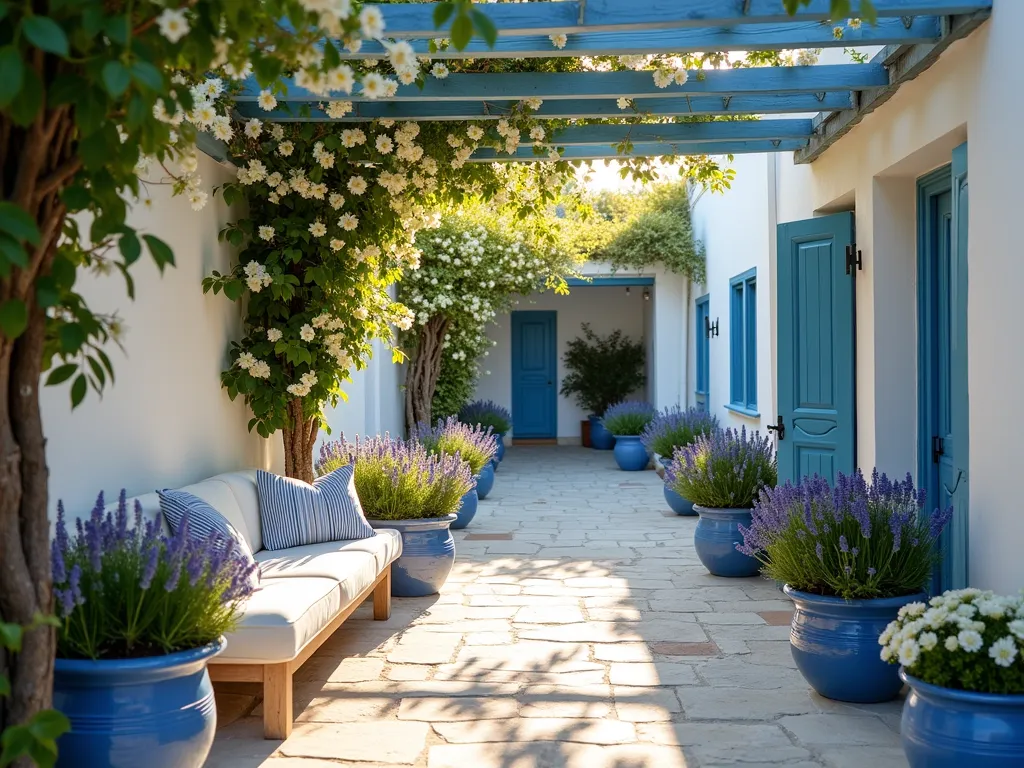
[917,145,970,591]
[511,311,558,439]
[695,294,710,410]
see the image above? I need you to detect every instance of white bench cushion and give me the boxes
[214,576,342,663]
[253,529,402,573]
[254,546,381,607]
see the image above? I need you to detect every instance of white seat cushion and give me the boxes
[254,545,382,607]
[213,577,342,664]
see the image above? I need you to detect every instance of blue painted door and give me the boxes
[695,295,710,410]
[511,311,557,438]
[776,213,857,484]
[919,147,969,590]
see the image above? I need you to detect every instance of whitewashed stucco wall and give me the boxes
[41,154,277,520]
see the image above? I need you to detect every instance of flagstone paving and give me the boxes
[207,446,908,768]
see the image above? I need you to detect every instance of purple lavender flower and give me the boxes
[458,400,512,434]
[641,406,719,457]
[602,400,657,437]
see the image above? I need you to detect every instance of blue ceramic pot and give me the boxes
[663,484,696,516]
[54,639,224,768]
[612,435,648,471]
[476,463,495,500]
[494,433,506,463]
[368,515,457,597]
[693,506,760,578]
[900,670,1024,767]
[589,416,615,451]
[785,587,926,703]
[452,489,478,530]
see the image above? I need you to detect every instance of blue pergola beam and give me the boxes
[340,18,941,60]
[469,139,809,162]
[547,119,812,146]
[237,65,889,103]
[372,0,992,37]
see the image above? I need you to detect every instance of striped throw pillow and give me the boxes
[157,489,261,588]
[256,465,375,551]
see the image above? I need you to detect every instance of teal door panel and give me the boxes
[695,294,710,410]
[776,212,857,485]
[511,311,557,438]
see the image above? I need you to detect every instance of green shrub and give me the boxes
[601,400,656,436]
[666,427,777,509]
[560,324,645,416]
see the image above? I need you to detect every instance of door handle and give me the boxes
[767,415,785,441]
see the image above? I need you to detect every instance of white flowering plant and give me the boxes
[880,589,1024,694]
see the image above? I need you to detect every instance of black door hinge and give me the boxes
[705,316,719,338]
[845,244,862,275]
[932,436,945,463]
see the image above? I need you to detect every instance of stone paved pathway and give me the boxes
[208,447,908,768]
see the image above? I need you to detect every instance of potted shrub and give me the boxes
[559,324,646,451]
[317,436,472,596]
[602,401,656,471]
[415,417,499,527]
[458,400,512,468]
[738,470,952,704]
[668,427,776,578]
[880,589,1024,766]
[641,406,719,515]
[51,493,257,767]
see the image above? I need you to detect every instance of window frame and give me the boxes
[695,293,710,409]
[728,269,758,415]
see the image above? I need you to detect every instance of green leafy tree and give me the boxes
[560,324,646,417]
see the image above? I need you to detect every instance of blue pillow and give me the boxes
[256,464,375,551]
[157,489,260,589]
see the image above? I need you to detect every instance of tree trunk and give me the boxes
[0,98,76,742]
[282,399,318,483]
[404,315,450,434]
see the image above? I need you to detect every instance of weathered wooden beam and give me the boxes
[339,18,940,60]
[373,0,992,37]
[470,139,809,162]
[233,92,855,122]
[237,65,889,104]
[796,10,992,163]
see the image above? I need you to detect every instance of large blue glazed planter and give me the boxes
[612,435,649,471]
[784,586,926,703]
[451,489,478,530]
[900,670,1024,767]
[693,506,760,578]
[368,515,457,597]
[53,638,224,768]
[589,416,615,451]
[476,462,495,500]
[663,484,696,516]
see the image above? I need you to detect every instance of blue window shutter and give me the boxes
[729,269,756,409]
[746,278,757,409]
[695,294,710,405]
[730,282,743,405]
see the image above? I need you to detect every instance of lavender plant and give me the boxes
[602,401,657,436]
[316,435,473,521]
[458,400,512,436]
[412,416,497,476]
[641,406,720,459]
[738,470,952,599]
[51,492,257,660]
[666,426,777,509]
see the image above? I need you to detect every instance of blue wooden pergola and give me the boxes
[217,0,992,164]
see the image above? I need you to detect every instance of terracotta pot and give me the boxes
[581,419,592,448]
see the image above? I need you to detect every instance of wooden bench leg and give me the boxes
[263,662,292,740]
[373,565,392,621]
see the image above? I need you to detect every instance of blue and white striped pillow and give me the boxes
[157,489,261,589]
[256,465,375,551]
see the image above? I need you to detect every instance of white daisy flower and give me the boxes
[359,6,385,38]
[244,119,263,139]
[266,328,283,342]
[989,636,1019,668]
[347,176,367,195]
[258,226,275,241]
[376,135,394,154]
[278,140,294,157]
[156,8,190,43]
[308,220,327,237]
[431,63,449,79]
[958,629,984,653]
[549,33,567,49]
[257,89,278,111]
[339,213,359,230]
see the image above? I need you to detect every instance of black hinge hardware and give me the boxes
[932,436,945,463]
[705,316,719,339]
[767,415,786,441]
[845,244,862,275]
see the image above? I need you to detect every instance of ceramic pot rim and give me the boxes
[900,669,1024,705]
[693,505,753,515]
[612,434,643,440]
[368,514,457,531]
[55,637,226,673]
[784,585,927,609]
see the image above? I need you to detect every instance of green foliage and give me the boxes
[602,411,654,437]
[559,324,646,416]
[0,616,68,768]
[881,590,1024,695]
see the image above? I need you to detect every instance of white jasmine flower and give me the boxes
[211,116,233,141]
[549,33,567,49]
[329,193,345,210]
[270,124,285,140]
[308,220,327,238]
[249,360,271,379]
[278,140,294,157]
[236,352,256,370]
[266,328,283,342]
[386,40,416,72]
[157,8,190,43]
[530,126,546,142]
[341,128,366,147]
[299,324,315,342]
[918,631,938,651]
[467,125,484,141]
[989,636,1019,667]
[359,5,385,38]
[327,65,355,94]
[523,97,543,110]
[330,239,345,251]
[347,176,367,195]
[653,69,672,88]
[958,629,984,653]
[244,119,263,139]
[617,97,632,110]
[431,63,449,79]
[339,213,359,230]
[325,100,353,119]
[258,225,275,241]
[258,89,278,111]
[673,68,689,86]
[361,72,387,99]
[376,135,394,154]
[188,190,208,210]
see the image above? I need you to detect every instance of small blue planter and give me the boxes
[476,463,495,500]
[589,416,615,451]
[900,670,1024,767]
[612,435,648,471]
[494,433,506,463]
[693,506,760,578]
[452,489,478,530]
[368,515,457,597]
[785,587,926,703]
[54,639,224,768]
[663,484,696,516]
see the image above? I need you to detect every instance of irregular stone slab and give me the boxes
[695,656,808,689]
[819,746,910,768]
[650,641,720,657]
[386,631,462,665]
[318,656,384,683]
[515,605,587,624]
[433,717,637,745]
[464,631,515,646]
[609,662,700,687]
[398,695,518,721]
[386,664,431,682]
[612,686,682,722]
[293,690,396,723]
[279,721,429,764]
[638,722,813,765]
[593,642,654,662]
[678,686,820,720]
[518,620,706,644]
[518,685,614,719]
[779,714,902,746]
[697,612,768,625]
